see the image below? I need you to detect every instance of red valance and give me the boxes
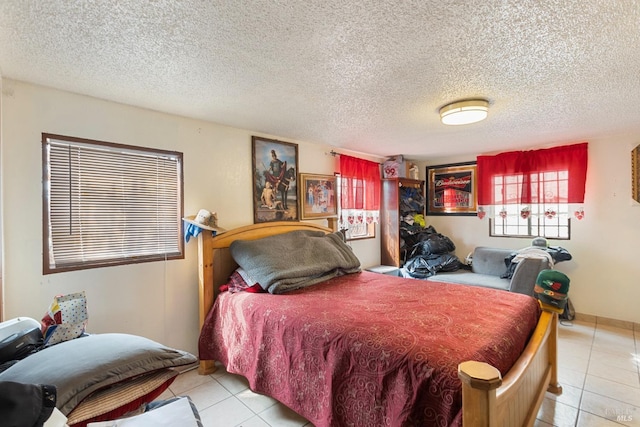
[339,155,381,210]
[477,143,588,205]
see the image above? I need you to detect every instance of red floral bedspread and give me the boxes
[199,271,541,427]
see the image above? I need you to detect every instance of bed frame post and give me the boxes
[458,361,502,427]
[197,231,217,375]
[547,311,562,394]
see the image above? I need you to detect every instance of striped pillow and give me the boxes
[66,369,178,426]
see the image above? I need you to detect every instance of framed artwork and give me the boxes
[426,161,477,216]
[252,136,299,223]
[633,145,640,203]
[299,173,338,220]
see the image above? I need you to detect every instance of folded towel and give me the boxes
[184,222,217,243]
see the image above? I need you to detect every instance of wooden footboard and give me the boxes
[458,309,561,427]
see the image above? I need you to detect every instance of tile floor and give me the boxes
[157,319,640,426]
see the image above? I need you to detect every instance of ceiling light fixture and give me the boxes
[439,99,489,125]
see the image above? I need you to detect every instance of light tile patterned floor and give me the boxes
[157,320,640,426]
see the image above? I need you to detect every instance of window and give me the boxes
[488,171,571,239]
[337,155,380,240]
[336,175,376,240]
[477,143,588,239]
[42,134,184,274]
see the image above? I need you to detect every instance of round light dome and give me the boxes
[439,99,489,125]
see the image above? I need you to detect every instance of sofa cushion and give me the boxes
[427,271,510,291]
[471,247,512,276]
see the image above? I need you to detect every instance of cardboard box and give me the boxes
[383,155,406,178]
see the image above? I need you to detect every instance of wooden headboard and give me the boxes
[195,221,332,373]
[196,221,333,331]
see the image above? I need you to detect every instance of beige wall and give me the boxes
[3,78,639,357]
[0,79,381,353]
[415,136,640,326]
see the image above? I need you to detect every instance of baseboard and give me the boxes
[575,312,640,331]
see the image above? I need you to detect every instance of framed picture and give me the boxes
[426,161,477,216]
[633,145,640,203]
[299,173,338,220]
[252,136,299,223]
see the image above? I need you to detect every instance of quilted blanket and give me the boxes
[229,230,361,294]
[199,271,541,426]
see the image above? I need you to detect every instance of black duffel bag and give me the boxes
[404,253,461,278]
[409,233,456,258]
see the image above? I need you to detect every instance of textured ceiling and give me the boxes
[1,1,639,160]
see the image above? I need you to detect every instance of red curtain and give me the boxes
[477,142,588,205]
[339,155,381,210]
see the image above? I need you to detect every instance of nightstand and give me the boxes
[366,265,401,276]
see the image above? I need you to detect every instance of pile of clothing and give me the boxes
[501,237,572,279]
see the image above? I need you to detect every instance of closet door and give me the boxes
[380,179,401,266]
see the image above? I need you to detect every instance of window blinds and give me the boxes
[43,134,183,273]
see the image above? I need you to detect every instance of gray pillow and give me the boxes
[0,333,197,415]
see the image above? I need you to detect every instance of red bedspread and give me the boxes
[199,271,540,427]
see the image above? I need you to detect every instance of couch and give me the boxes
[425,246,551,296]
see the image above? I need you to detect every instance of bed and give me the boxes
[195,221,562,426]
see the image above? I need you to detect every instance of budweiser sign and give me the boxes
[434,176,471,189]
[433,171,473,192]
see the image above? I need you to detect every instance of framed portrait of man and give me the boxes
[252,136,299,223]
